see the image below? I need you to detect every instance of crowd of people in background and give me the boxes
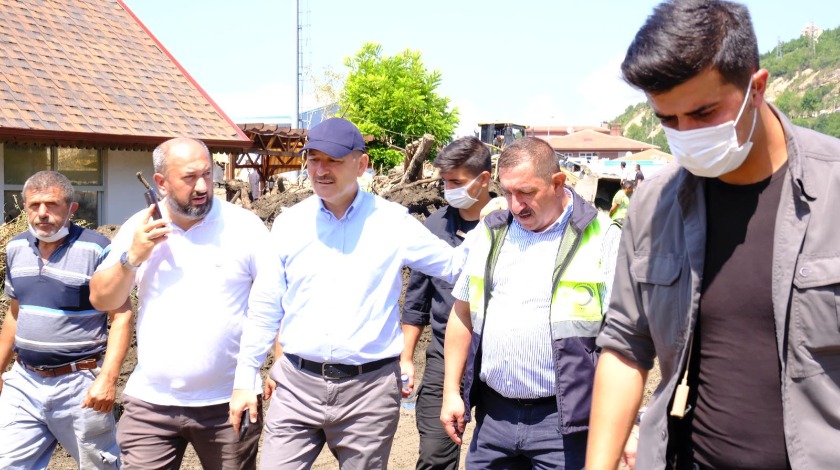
[2,0,840,469]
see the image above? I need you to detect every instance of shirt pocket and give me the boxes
[789,254,840,378]
[631,253,685,347]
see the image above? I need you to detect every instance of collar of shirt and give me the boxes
[26,222,83,257]
[317,187,363,221]
[509,187,574,235]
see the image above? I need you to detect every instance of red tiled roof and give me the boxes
[0,0,249,150]
[545,130,659,151]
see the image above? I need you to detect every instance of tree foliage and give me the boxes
[762,27,840,79]
[339,43,459,170]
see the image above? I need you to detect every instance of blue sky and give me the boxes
[121,0,833,136]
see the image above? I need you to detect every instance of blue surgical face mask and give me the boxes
[443,174,481,209]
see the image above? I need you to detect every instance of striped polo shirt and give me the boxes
[5,223,111,367]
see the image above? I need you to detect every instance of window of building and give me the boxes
[4,144,103,225]
[579,152,599,158]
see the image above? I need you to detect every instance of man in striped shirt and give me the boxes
[0,171,132,469]
[441,138,611,469]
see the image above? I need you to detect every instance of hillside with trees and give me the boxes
[611,24,840,148]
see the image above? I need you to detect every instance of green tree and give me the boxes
[801,88,823,114]
[815,112,840,138]
[773,91,801,117]
[625,124,647,142]
[651,130,670,154]
[339,43,459,170]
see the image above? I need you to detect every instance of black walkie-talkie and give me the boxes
[136,172,162,220]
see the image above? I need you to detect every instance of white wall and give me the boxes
[104,149,155,225]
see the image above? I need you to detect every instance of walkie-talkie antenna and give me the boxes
[136,171,153,191]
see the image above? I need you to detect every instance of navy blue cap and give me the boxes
[302,118,366,158]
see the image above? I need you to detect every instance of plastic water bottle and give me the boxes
[401,373,416,411]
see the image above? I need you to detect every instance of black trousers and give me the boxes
[415,353,460,470]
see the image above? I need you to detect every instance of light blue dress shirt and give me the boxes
[234,189,468,389]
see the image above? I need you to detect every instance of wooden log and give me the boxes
[401,134,435,184]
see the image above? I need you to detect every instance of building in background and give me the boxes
[0,0,250,225]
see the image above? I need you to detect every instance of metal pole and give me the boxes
[294,0,300,129]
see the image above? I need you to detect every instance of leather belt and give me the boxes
[17,354,100,378]
[285,353,397,380]
[482,381,556,406]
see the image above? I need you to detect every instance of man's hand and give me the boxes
[440,391,466,444]
[399,358,415,398]
[622,425,639,469]
[263,377,277,401]
[128,205,171,266]
[82,374,117,413]
[229,389,259,436]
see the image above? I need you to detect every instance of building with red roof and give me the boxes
[0,0,251,224]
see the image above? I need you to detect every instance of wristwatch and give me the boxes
[120,251,140,271]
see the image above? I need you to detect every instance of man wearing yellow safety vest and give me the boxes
[440,137,613,468]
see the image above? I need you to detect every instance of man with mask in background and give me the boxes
[402,136,495,469]
[587,1,840,469]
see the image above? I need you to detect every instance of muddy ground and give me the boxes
[2,182,660,469]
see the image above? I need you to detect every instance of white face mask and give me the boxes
[444,174,481,209]
[29,222,69,243]
[663,80,758,178]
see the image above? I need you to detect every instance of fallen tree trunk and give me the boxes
[401,134,435,185]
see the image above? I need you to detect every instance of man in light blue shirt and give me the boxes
[229,118,468,469]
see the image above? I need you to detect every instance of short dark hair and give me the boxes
[23,171,74,204]
[621,0,759,94]
[498,137,559,182]
[433,136,491,176]
[620,162,627,168]
[622,180,635,190]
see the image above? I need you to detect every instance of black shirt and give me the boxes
[402,206,479,358]
[676,164,790,469]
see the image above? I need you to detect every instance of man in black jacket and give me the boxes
[401,136,494,470]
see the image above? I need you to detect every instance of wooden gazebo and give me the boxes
[226,124,308,182]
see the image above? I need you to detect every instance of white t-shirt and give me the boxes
[99,198,268,406]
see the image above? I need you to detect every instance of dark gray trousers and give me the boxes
[415,353,460,470]
[117,394,261,470]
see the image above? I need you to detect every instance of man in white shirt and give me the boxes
[90,137,268,470]
[229,118,468,469]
